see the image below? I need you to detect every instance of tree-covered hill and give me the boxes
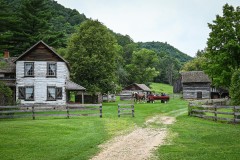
[137,41,192,63]
[0,0,87,56]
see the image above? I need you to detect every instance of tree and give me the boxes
[66,19,119,94]
[181,50,207,72]
[125,49,159,84]
[204,4,240,88]
[229,69,240,105]
[157,55,181,85]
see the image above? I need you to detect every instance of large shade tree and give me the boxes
[125,48,159,84]
[204,4,240,88]
[66,19,119,94]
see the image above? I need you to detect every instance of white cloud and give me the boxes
[56,0,240,57]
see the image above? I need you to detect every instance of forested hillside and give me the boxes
[0,0,87,56]
[0,0,193,92]
[138,42,192,63]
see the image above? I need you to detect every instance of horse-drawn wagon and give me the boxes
[147,94,170,103]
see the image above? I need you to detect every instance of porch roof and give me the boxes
[66,80,86,91]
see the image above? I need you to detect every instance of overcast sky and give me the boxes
[56,0,239,57]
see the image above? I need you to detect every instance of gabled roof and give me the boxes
[181,71,211,83]
[124,83,151,92]
[13,40,69,67]
[66,80,86,91]
[135,83,151,91]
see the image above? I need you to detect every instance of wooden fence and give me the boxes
[0,104,102,120]
[188,102,240,124]
[118,104,134,117]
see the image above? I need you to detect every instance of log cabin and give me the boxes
[181,71,211,99]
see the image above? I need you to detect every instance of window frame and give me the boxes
[24,62,34,77]
[46,62,57,78]
[25,86,34,101]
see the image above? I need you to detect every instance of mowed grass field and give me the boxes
[1,83,240,160]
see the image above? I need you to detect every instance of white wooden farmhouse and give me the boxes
[13,41,85,105]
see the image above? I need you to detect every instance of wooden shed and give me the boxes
[120,83,151,100]
[181,71,211,99]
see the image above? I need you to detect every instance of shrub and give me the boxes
[230,69,240,105]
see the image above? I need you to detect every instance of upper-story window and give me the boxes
[47,63,57,77]
[24,62,34,77]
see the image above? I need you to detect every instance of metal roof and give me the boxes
[66,80,86,91]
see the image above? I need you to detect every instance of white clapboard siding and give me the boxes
[16,61,69,105]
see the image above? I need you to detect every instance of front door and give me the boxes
[197,92,202,99]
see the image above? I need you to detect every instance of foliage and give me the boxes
[181,50,207,72]
[125,49,159,84]
[229,69,240,105]
[0,81,13,105]
[66,19,119,94]
[137,41,192,63]
[156,55,181,85]
[0,0,87,56]
[204,4,240,88]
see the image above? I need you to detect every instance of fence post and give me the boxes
[233,106,236,124]
[188,102,192,116]
[131,104,134,117]
[214,105,217,122]
[100,105,102,118]
[32,105,35,120]
[66,105,69,119]
[118,104,120,117]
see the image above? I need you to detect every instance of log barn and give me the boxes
[181,71,211,99]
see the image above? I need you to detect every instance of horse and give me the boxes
[132,92,146,103]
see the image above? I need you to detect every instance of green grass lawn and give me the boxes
[149,82,173,94]
[1,83,240,160]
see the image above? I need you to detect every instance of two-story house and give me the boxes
[13,41,85,105]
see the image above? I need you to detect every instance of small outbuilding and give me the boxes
[120,83,151,100]
[181,71,211,99]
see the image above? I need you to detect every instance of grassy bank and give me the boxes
[157,114,240,160]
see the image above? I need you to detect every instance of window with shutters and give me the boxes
[47,86,56,101]
[18,86,34,101]
[25,86,34,101]
[47,87,62,100]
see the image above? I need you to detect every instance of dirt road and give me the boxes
[91,116,175,160]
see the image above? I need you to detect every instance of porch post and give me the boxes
[82,92,84,104]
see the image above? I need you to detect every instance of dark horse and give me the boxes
[132,92,146,103]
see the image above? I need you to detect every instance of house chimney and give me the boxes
[4,50,9,59]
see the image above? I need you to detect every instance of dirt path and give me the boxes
[91,116,175,160]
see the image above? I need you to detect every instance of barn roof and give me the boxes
[66,80,86,91]
[124,83,151,92]
[181,71,211,83]
[135,83,151,91]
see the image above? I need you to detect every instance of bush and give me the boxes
[230,69,240,105]
[0,81,14,105]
